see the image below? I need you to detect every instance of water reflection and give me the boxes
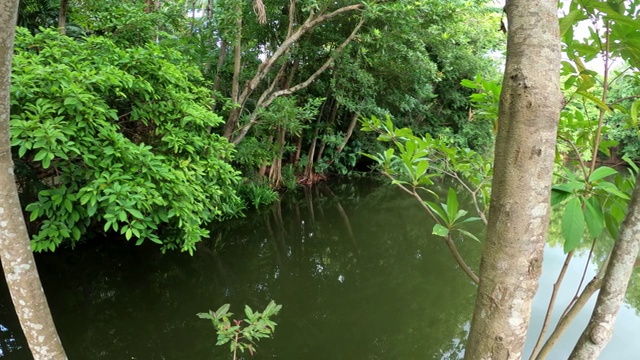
[0,177,637,359]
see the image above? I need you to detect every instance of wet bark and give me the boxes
[464,0,563,358]
[0,2,67,358]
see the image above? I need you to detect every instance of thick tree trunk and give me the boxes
[464,0,562,359]
[0,2,67,359]
[569,176,640,359]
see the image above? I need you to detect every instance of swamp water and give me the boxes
[0,178,639,359]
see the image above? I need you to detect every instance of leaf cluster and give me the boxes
[197,301,282,358]
[10,28,242,253]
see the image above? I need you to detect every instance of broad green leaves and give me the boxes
[363,115,486,244]
[561,197,585,253]
[552,165,635,252]
[11,28,242,253]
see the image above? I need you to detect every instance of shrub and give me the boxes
[10,28,242,253]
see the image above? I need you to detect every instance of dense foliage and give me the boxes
[8,0,506,251]
[11,28,242,253]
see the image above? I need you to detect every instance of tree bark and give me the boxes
[326,112,359,167]
[57,0,68,35]
[569,176,640,359]
[0,1,67,358]
[212,41,228,104]
[223,6,244,139]
[464,0,563,358]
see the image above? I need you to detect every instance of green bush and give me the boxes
[10,28,242,253]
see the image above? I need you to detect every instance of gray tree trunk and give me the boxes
[464,0,563,358]
[569,176,640,359]
[0,1,67,358]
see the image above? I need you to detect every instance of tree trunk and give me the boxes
[569,176,640,359]
[464,0,562,358]
[57,0,68,35]
[223,7,244,139]
[223,5,364,143]
[268,126,286,187]
[212,41,228,104]
[0,2,67,358]
[145,0,153,13]
[326,112,358,167]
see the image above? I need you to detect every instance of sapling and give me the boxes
[198,300,282,360]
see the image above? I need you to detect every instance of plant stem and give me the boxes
[233,332,239,360]
[529,251,573,359]
[535,255,609,360]
[389,176,480,284]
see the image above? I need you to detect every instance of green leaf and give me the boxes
[432,224,449,238]
[575,90,611,112]
[456,229,481,243]
[583,197,604,239]
[588,166,618,183]
[425,201,448,222]
[245,305,254,320]
[551,188,572,206]
[41,155,52,169]
[630,99,640,126]
[214,304,231,318]
[33,149,48,161]
[446,188,458,223]
[596,181,630,200]
[458,216,481,224]
[72,227,81,241]
[559,9,584,37]
[415,160,429,178]
[604,211,621,239]
[562,197,585,253]
[196,312,215,321]
[63,198,73,213]
[127,208,145,219]
[553,181,585,194]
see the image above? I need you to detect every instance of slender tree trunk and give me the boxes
[57,0,68,35]
[212,41,228,103]
[535,275,603,359]
[145,0,153,13]
[464,0,562,358]
[569,176,640,359]
[292,135,303,167]
[268,126,286,187]
[223,8,244,139]
[223,5,364,143]
[304,131,319,181]
[326,112,358,167]
[0,2,67,358]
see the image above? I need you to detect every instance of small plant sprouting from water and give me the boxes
[198,301,282,359]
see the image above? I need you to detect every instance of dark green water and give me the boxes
[0,178,638,359]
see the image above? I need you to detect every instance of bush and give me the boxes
[10,28,242,253]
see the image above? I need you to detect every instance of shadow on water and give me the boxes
[0,177,638,359]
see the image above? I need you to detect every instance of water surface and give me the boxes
[0,178,638,359]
